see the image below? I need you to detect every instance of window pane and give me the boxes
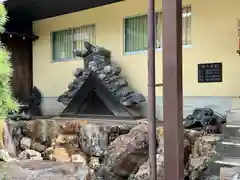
[124,6,191,53]
[73,25,96,53]
[238,18,240,37]
[125,15,148,52]
[182,6,191,45]
[52,29,73,60]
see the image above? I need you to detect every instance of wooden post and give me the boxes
[162,0,184,179]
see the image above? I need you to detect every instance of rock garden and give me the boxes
[0,118,220,180]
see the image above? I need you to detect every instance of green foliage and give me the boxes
[1,174,7,180]
[0,2,19,118]
[0,3,7,33]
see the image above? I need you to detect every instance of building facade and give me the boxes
[32,0,240,118]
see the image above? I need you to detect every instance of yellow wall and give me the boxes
[33,0,240,98]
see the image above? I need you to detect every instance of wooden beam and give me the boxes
[162,0,184,180]
[3,31,39,41]
[6,0,37,9]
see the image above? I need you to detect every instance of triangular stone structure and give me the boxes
[58,42,145,120]
[61,71,143,119]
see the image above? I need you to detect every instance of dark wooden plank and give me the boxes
[162,0,184,179]
[2,34,33,103]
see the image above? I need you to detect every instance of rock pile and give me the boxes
[1,119,220,180]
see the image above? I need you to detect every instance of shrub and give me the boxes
[0,1,19,119]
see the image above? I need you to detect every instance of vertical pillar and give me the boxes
[162,0,184,179]
[147,0,157,179]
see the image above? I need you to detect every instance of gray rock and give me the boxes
[102,124,149,178]
[3,122,17,156]
[34,120,59,145]
[189,137,217,180]
[20,137,31,150]
[42,146,54,160]
[118,124,134,135]
[19,121,35,137]
[0,160,90,180]
[71,151,88,167]
[128,154,164,180]
[94,166,126,180]
[184,129,203,146]
[18,149,42,160]
[233,173,240,180]
[31,141,47,152]
[79,124,109,157]
[156,127,164,155]
[0,149,16,162]
[88,156,101,169]
[6,120,23,153]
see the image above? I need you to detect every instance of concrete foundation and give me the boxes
[40,96,240,119]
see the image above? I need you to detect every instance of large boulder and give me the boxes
[188,135,219,180]
[6,120,23,154]
[129,127,192,180]
[128,154,164,180]
[92,167,126,180]
[3,122,17,156]
[102,123,149,178]
[34,120,59,146]
[79,124,110,157]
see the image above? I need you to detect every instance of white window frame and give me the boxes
[123,5,192,55]
[51,24,96,62]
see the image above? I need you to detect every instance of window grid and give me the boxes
[156,12,163,49]
[124,6,191,53]
[182,6,191,45]
[237,18,240,49]
[238,18,240,37]
[52,24,95,61]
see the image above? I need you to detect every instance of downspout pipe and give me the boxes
[147,0,157,179]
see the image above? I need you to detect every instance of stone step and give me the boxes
[216,137,240,157]
[223,124,240,138]
[214,156,240,167]
[203,155,240,178]
[200,155,222,177]
[226,110,240,124]
[219,166,240,180]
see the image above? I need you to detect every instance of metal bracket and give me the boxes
[237,50,240,56]
[155,83,163,87]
